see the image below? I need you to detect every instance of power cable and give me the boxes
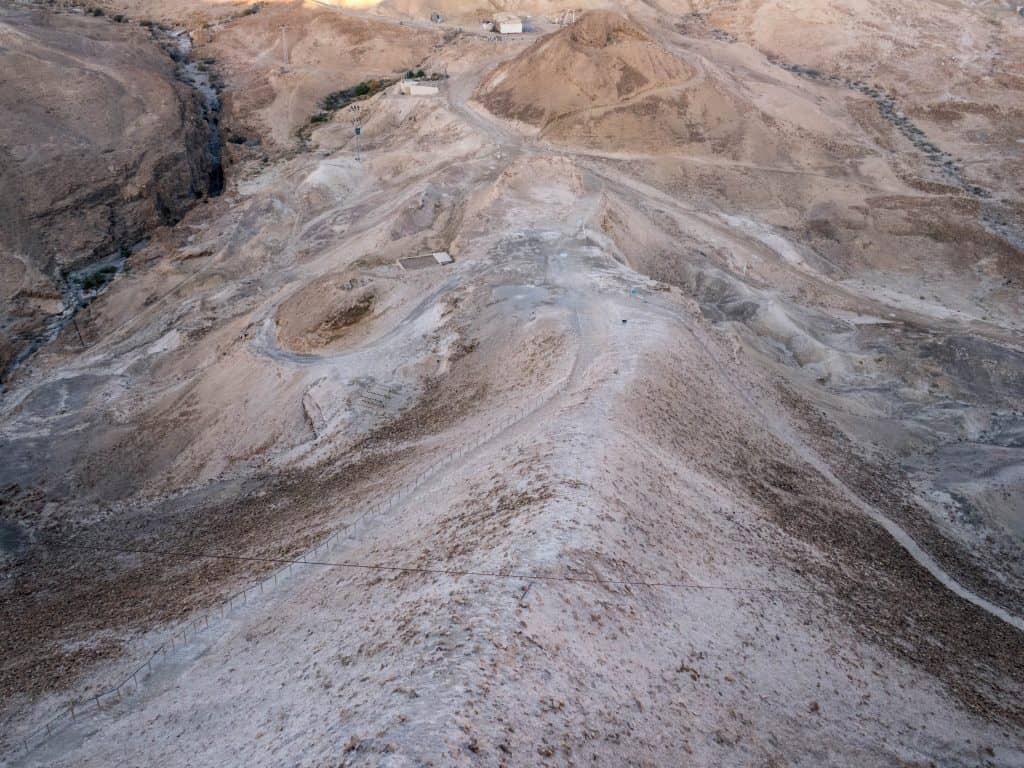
[41,539,822,595]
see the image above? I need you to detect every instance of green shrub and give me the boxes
[310,78,392,133]
[79,266,117,292]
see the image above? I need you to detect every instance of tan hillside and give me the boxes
[0,3,213,377]
[475,10,693,129]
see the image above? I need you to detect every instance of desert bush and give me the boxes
[79,266,117,292]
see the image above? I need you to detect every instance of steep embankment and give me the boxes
[0,4,214,378]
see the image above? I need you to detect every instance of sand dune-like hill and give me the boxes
[475,11,693,129]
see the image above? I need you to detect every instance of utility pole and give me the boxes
[72,314,86,349]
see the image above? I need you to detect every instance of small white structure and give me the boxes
[432,251,453,265]
[494,12,523,34]
[400,81,439,96]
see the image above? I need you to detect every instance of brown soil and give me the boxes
[476,11,692,130]
[0,3,213,378]
[275,274,383,353]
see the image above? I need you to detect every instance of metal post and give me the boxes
[72,315,86,348]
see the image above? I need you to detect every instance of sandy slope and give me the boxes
[2,2,1024,766]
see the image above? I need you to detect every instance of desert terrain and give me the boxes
[1,0,1023,766]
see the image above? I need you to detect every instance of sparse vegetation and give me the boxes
[305,79,392,132]
[78,266,118,292]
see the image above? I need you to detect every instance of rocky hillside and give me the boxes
[0,2,213,378]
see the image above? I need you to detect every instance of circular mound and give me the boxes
[275,273,387,353]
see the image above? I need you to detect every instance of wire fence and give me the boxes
[13,330,579,758]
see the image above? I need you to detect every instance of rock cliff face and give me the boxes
[0,3,213,377]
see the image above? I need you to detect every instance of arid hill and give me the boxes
[2,0,1024,766]
[199,3,440,150]
[0,3,213,377]
[475,10,692,130]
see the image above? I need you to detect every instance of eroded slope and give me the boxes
[0,2,214,376]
